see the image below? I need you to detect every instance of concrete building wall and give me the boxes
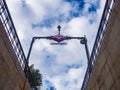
[86,0,120,90]
[0,20,31,90]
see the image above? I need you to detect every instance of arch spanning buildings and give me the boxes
[0,0,120,90]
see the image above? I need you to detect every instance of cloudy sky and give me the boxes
[6,0,106,90]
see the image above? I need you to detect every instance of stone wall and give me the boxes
[0,20,31,90]
[86,0,120,90]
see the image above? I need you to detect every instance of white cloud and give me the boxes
[6,0,106,90]
[47,66,86,90]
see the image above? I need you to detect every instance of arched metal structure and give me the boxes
[26,26,91,90]
[26,25,90,65]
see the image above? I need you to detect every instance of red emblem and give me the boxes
[51,35,67,42]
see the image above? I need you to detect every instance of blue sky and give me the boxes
[6,0,106,90]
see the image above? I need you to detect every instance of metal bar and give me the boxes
[26,37,35,64]
[66,36,84,40]
[84,38,90,66]
[33,36,85,40]
[81,68,89,90]
[33,36,51,40]
[27,36,86,62]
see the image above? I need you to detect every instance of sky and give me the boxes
[6,0,106,90]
